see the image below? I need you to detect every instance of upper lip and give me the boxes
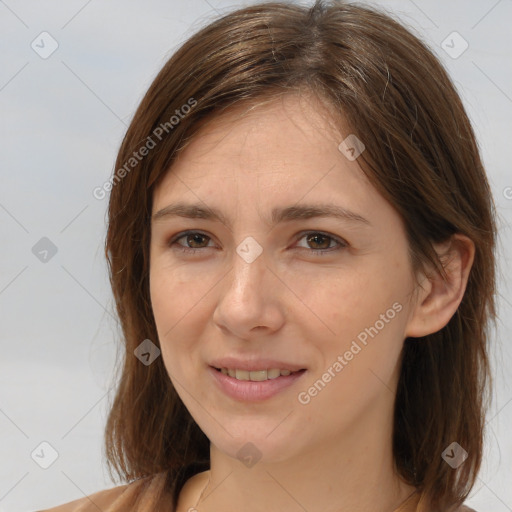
[209,357,306,372]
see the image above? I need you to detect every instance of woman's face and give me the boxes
[150,93,422,464]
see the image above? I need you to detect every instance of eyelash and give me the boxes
[168,230,347,256]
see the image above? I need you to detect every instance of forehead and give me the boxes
[174,94,343,168]
[152,93,398,232]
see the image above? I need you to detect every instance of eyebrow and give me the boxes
[152,202,372,228]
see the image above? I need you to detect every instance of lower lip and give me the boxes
[208,366,307,402]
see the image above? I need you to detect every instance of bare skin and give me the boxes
[149,92,474,512]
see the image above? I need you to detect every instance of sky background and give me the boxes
[0,0,511,511]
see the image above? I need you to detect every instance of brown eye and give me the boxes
[306,233,332,249]
[169,231,214,253]
[184,233,210,248]
[294,231,347,255]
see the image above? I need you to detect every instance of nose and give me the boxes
[212,245,286,339]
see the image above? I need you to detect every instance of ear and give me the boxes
[405,234,475,338]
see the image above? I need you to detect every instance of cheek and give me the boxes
[291,264,396,333]
[150,264,214,375]
[300,262,408,377]
[298,309,406,432]
[150,262,211,333]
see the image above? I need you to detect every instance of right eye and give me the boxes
[169,230,215,254]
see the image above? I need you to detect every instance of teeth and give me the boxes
[235,369,250,381]
[248,370,267,382]
[218,368,299,381]
[267,368,281,379]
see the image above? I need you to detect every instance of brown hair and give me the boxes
[103,1,498,510]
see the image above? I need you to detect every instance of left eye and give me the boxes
[294,232,346,253]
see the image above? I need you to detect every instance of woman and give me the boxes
[40,1,497,511]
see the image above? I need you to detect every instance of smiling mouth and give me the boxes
[213,367,306,382]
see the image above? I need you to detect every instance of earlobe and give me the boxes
[404,234,475,339]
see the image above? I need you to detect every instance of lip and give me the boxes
[208,365,307,402]
[209,357,306,373]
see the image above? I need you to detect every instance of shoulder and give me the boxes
[37,472,168,512]
[37,483,131,512]
[404,491,480,512]
[175,470,210,510]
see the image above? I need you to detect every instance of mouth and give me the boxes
[208,365,307,402]
[212,367,307,382]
